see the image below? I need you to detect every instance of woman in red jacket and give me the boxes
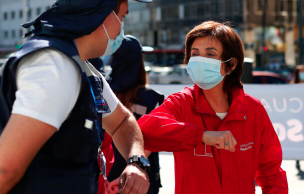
[138,21,288,194]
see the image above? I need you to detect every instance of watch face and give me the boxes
[139,156,150,167]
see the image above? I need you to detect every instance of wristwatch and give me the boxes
[127,155,150,172]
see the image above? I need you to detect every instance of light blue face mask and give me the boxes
[187,56,232,90]
[299,72,304,81]
[102,11,124,56]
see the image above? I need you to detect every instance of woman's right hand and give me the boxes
[202,131,237,152]
[105,178,120,194]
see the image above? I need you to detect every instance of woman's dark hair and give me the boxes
[115,57,147,110]
[184,21,244,94]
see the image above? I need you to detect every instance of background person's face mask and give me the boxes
[299,72,304,81]
[187,56,232,90]
[102,11,124,56]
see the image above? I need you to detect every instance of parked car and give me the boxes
[252,71,289,84]
[148,65,193,84]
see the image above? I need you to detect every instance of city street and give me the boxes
[158,152,304,194]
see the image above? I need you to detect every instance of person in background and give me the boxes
[138,21,288,194]
[290,65,304,84]
[88,57,106,77]
[290,64,304,170]
[105,35,164,194]
[0,0,152,193]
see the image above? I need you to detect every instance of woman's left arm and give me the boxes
[255,109,288,194]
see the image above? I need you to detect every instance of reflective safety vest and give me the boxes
[0,35,110,194]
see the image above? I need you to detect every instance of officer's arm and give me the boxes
[0,114,56,194]
[102,101,149,194]
[103,101,145,159]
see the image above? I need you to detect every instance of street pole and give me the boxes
[299,0,303,65]
[260,0,267,67]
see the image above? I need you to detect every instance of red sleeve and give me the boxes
[255,107,288,193]
[138,92,205,152]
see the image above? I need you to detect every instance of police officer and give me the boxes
[0,0,152,193]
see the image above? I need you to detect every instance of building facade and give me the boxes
[124,0,244,65]
[244,0,304,67]
[124,0,304,67]
[0,0,53,56]
[0,0,303,66]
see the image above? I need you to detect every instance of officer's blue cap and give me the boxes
[22,0,152,40]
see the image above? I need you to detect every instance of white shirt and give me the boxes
[12,48,118,129]
[216,112,227,120]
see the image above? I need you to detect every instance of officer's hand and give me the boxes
[119,163,149,194]
[202,131,237,152]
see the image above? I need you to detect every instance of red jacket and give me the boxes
[98,132,114,194]
[138,85,288,194]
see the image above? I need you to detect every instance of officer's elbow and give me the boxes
[0,166,23,190]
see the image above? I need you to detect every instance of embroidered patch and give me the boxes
[240,142,254,151]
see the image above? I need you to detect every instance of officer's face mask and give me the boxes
[102,11,124,56]
[187,56,232,90]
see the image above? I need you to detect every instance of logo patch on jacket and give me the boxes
[240,142,254,151]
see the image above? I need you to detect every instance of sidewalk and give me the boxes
[158,152,304,194]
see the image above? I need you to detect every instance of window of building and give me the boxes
[133,11,140,23]
[247,0,251,12]
[257,0,263,11]
[11,11,15,19]
[4,31,8,38]
[287,0,297,13]
[19,10,23,18]
[37,7,41,15]
[211,3,218,15]
[179,4,184,19]
[28,8,32,18]
[171,29,180,43]
[142,9,150,22]
[198,4,204,16]
[162,6,179,19]
[226,2,232,13]
[219,1,225,14]
[280,0,285,11]
[12,30,16,38]
[205,3,210,14]
[4,12,8,20]
[156,7,161,21]
[275,0,280,12]
[19,29,23,38]
[185,5,197,18]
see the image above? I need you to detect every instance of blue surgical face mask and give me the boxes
[299,72,304,81]
[102,11,124,56]
[187,56,232,90]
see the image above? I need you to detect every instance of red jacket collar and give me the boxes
[193,85,247,119]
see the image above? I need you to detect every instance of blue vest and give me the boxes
[0,36,110,194]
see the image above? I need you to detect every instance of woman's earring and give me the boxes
[227,72,230,75]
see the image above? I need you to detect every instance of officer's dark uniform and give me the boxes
[0,36,109,194]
